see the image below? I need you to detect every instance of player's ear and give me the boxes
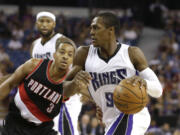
[111,27,115,32]
[53,21,56,29]
[53,52,56,59]
[109,27,114,34]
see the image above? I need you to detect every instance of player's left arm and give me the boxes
[0,74,12,85]
[128,46,163,98]
[0,58,40,100]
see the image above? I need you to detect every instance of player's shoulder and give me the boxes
[74,45,90,65]
[56,33,63,37]
[26,58,43,68]
[127,45,147,70]
[32,37,41,45]
[57,34,71,42]
[21,58,43,74]
[77,45,90,54]
[30,58,42,63]
[30,38,41,57]
[31,37,41,49]
[128,46,142,55]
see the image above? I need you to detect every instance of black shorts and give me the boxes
[2,101,58,135]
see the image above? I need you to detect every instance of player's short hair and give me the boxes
[55,37,76,53]
[96,12,120,37]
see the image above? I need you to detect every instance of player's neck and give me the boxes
[41,31,55,45]
[49,61,67,81]
[99,40,117,59]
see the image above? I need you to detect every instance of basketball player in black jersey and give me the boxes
[31,12,82,135]
[0,11,79,135]
[0,40,76,135]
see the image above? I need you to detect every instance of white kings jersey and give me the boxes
[32,33,63,59]
[85,43,150,130]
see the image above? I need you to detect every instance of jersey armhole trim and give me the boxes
[25,59,44,80]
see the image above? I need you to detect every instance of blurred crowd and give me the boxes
[146,10,180,135]
[0,6,179,135]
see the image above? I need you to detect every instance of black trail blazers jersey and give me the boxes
[14,59,66,124]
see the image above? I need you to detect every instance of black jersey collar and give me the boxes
[97,43,121,63]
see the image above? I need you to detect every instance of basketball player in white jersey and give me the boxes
[30,11,82,135]
[63,12,163,135]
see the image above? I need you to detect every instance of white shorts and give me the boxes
[53,94,82,135]
[105,107,151,135]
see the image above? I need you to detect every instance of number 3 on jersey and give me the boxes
[105,92,114,107]
[47,103,55,113]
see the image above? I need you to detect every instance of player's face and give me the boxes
[90,17,111,47]
[54,43,74,70]
[36,16,55,37]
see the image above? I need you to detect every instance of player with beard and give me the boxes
[30,11,63,59]
[30,11,82,135]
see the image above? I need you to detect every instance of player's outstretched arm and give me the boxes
[128,46,163,98]
[0,58,41,100]
[63,46,91,97]
[0,74,12,85]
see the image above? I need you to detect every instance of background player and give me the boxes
[0,41,76,135]
[31,11,82,135]
[63,12,163,135]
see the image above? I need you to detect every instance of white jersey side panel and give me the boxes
[85,44,136,127]
[32,33,63,59]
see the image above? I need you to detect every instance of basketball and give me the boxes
[113,78,148,114]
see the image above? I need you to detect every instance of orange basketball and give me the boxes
[113,78,148,114]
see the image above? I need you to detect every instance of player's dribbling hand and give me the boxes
[126,76,147,89]
[96,105,105,127]
[73,70,92,91]
[96,105,103,123]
